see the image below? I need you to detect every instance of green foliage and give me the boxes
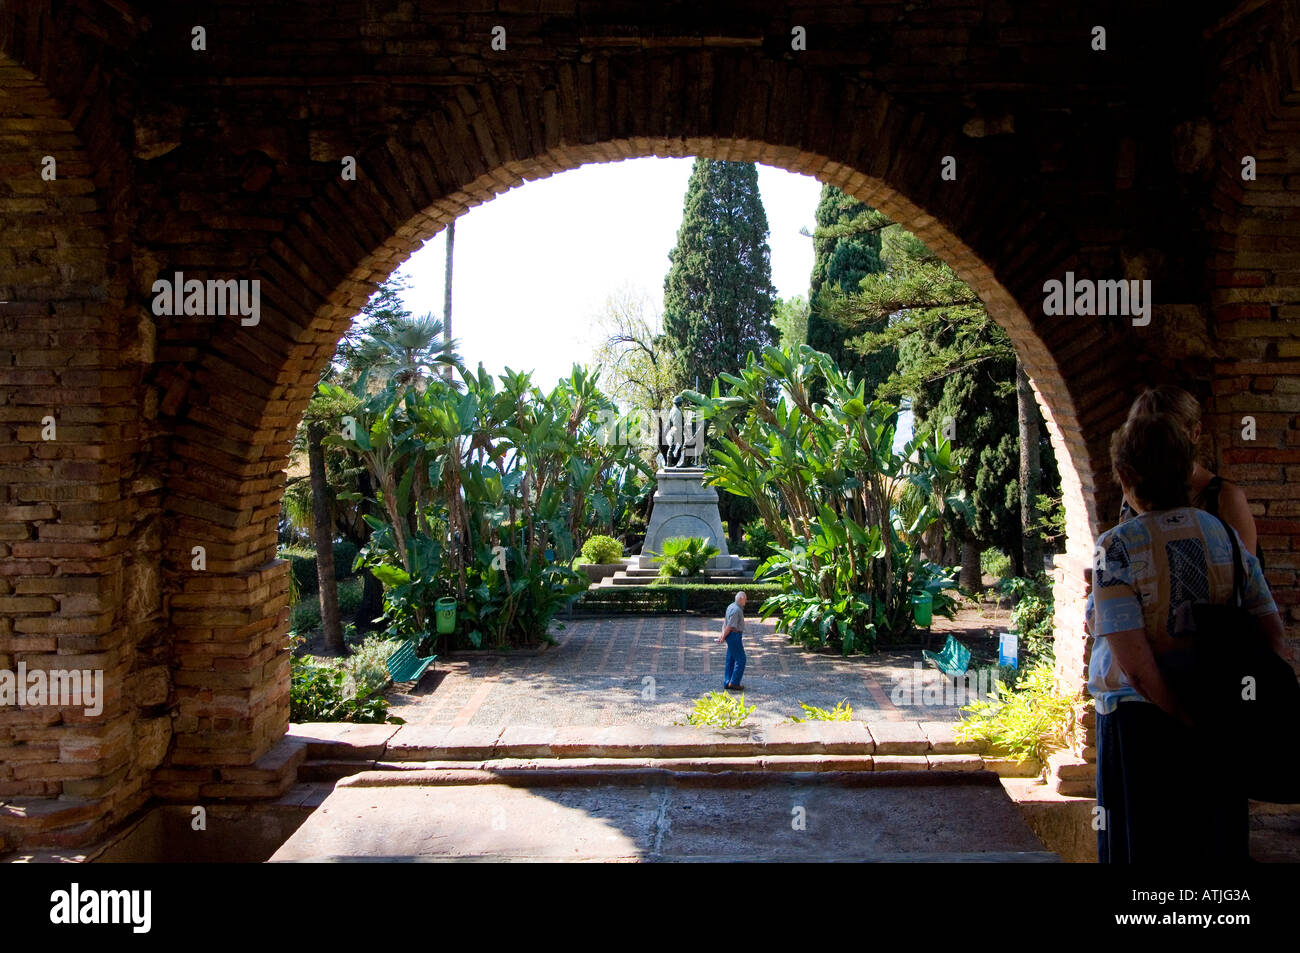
[687,344,967,653]
[337,577,363,617]
[290,598,322,634]
[343,634,403,699]
[1032,492,1067,548]
[773,295,810,349]
[652,536,719,579]
[980,548,1013,580]
[588,286,678,418]
[282,542,359,595]
[790,698,853,722]
[286,553,301,606]
[734,518,776,559]
[662,158,778,395]
[954,659,1081,768]
[288,633,400,724]
[683,690,755,729]
[1002,572,1056,667]
[806,186,890,393]
[580,534,624,565]
[328,361,651,650]
[577,582,785,615]
[823,224,1061,568]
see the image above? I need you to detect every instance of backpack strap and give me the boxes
[1200,475,1224,516]
[1214,514,1244,609]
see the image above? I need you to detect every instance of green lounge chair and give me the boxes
[386,639,436,684]
[922,634,970,678]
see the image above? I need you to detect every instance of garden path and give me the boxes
[387,608,1015,729]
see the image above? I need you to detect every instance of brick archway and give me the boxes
[158,65,1119,795]
[2,1,1297,849]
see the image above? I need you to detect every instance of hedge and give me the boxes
[574,583,785,616]
[284,541,361,594]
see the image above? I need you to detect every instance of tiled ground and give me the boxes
[387,610,1015,729]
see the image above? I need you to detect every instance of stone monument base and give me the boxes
[637,468,742,570]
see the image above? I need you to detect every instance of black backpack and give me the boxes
[1156,516,1300,802]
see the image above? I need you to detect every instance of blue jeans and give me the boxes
[723,631,746,688]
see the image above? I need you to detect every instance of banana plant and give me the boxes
[687,343,964,650]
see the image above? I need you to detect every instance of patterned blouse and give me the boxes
[1085,507,1277,714]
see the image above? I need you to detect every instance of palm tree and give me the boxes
[299,311,460,649]
[350,313,457,390]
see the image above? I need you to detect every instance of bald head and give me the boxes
[736,591,747,607]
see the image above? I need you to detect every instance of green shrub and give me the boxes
[1001,572,1055,666]
[980,548,1012,580]
[288,633,401,724]
[653,536,719,579]
[343,634,403,699]
[789,698,853,722]
[682,690,754,728]
[576,583,783,616]
[337,577,364,616]
[290,598,322,633]
[580,534,624,564]
[282,542,361,596]
[735,519,775,559]
[334,540,360,575]
[954,659,1081,768]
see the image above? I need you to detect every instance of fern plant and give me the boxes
[789,698,853,722]
[954,660,1082,769]
[682,690,754,728]
[653,536,719,579]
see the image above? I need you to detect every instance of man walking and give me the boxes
[717,591,747,691]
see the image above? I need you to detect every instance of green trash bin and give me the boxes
[910,592,933,627]
[435,597,457,634]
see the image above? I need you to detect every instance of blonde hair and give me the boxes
[1127,385,1201,442]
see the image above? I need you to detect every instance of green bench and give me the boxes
[922,634,971,678]
[386,639,436,684]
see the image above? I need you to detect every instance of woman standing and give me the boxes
[1118,385,1261,565]
[1089,414,1285,863]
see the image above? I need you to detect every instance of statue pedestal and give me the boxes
[637,468,739,570]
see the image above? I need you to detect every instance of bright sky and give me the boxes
[391,158,822,385]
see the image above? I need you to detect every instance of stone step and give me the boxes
[1047,749,1096,797]
[622,567,747,577]
[286,721,1031,778]
[270,768,1058,862]
[602,573,749,586]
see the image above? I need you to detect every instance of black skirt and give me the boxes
[1096,700,1249,863]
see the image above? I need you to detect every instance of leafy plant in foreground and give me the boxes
[954,660,1081,770]
[653,536,719,579]
[682,690,755,728]
[789,698,853,722]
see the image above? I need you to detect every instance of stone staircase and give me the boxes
[270,721,1061,862]
[590,556,759,589]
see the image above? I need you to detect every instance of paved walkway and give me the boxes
[270,770,1055,863]
[387,612,1013,729]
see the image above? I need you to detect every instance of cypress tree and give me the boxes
[662,159,778,395]
[807,185,891,391]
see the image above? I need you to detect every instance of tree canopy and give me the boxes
[662,158,778,395]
